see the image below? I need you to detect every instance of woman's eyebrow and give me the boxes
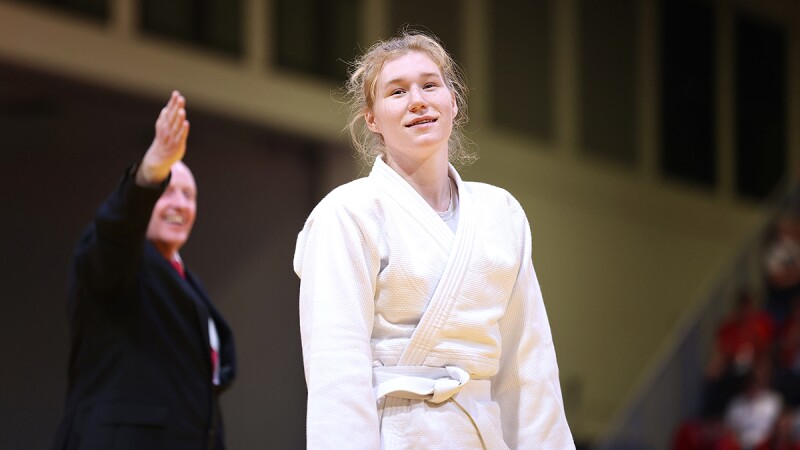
[383,72,441,86]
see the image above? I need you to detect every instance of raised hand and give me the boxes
[136,91,191,186]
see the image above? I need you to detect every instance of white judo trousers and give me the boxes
[294,156,574,449]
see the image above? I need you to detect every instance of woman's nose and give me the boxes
[408,86,427,110]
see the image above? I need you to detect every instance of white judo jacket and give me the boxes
[294,156,574,449]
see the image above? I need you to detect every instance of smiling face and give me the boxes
[365,51,458,167]
[146,161,197,260]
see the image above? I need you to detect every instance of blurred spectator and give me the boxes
[702,290,776,417]
[672,415,740,450]
[763,217,800,324]
[716,291,776,372]
[775,298,800,409]
[724,358,782,450]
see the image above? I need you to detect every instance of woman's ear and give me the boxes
[365,110,380,133]
[451,92,458,117]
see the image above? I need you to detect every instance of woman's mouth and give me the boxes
[406,118,437,127]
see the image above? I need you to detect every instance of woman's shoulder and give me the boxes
[462,181,524,213]
[307,177,382,219]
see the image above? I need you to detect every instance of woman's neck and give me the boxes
[385,149,451,211]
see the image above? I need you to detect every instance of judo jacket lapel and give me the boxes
[370,158,476,366]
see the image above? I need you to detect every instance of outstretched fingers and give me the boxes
[168,92,186,135]
[138,91,191,184]
[156,91,187,148]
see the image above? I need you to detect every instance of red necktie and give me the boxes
[170,259,186,279]
[171,258,220,383]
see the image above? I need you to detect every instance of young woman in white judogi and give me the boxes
[293,31,575,449]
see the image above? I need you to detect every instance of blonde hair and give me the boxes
[343,30,476,169]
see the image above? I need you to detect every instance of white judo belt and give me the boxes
[373,366,509,450]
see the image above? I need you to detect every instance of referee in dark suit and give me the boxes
[52,91,236,450]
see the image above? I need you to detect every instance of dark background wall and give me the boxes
[0,61,327,449]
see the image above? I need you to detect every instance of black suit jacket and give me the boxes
[53,167,236,450]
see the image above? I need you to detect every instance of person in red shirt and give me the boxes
[701,289,776,420]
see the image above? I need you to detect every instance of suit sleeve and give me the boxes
[293,196,382,449]
[72,165,167,299]
[493,206,575,449]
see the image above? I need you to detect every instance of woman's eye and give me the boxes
[391,89,404,96]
